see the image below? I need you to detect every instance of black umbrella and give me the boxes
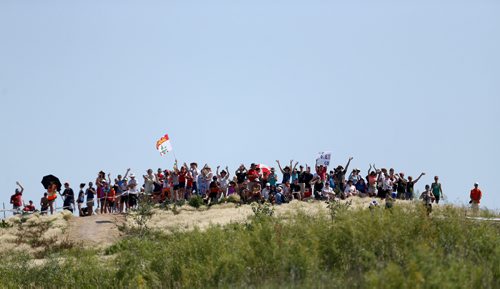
[41,175,62,192]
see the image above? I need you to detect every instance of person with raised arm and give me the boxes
[366,164,378,197]
[399,172,425,200]
[333,157,353,194]
[116,168,130,213]
[217,166,230,198]
[10,181,24,214]
[276,160,293,184]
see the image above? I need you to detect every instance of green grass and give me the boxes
[0,204,499,289]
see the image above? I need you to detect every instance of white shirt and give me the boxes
[262,188,271,200]
[190,168,200,182]
[144,174,156,194]
[344,185,357,195]
[322,186,334,195]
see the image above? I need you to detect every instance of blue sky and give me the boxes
[1,0,499,214]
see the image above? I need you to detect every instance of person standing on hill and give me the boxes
[62,182,75,213]
[77,183,85,216]
[431,176,443,204]
[419,184,435,215]
[469,182,482,213]
[10,181,24,214]
[402,172,425,200]
[86,182,96,216]
[40,193,49,215]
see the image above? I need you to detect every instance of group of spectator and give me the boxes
[8,157,485,216]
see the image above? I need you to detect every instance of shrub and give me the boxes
[188,195,204,209]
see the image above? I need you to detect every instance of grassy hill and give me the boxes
[0,200,499,288]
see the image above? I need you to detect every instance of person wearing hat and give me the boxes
[348,168,361,185]
[262,183,271,201]
[333,157,354,194]
[469,182,482,213]
[10,181,24,215]
[127,173,139,209]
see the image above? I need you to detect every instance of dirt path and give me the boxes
[67,214,125,247]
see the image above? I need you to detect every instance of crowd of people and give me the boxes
[7,157,484,217]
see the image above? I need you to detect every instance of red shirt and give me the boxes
[470,188,482,203]
[317,166,327,181]
[186,175,193,187]
[247,169,259,182]
[23,205,35,212]
[178,171,187,183]
[11,194,22,207]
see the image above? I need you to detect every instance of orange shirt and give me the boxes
[470,188,482,203]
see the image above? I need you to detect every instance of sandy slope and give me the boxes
[0,198,381,255]
[67,214,125,247]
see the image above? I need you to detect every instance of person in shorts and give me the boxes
[431,176,443,204]
[77,183,85,216]
[85,182,96,216]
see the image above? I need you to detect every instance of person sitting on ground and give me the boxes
[290,179,302,200]
[303,187,313,201]
[419,184,435,215]
[469,182,482,214]
[227,181,237,196]
[207,176,220,205]
[431,176,443,204]
[261,183,271,201]
[23,200,36,212]
[356,178,368,197]
[322,182,335,201]
[275,186,284,205]
[343,180,358,198]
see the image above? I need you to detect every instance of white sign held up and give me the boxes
[316,151,332,167]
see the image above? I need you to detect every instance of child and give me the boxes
[419,184,435,215]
